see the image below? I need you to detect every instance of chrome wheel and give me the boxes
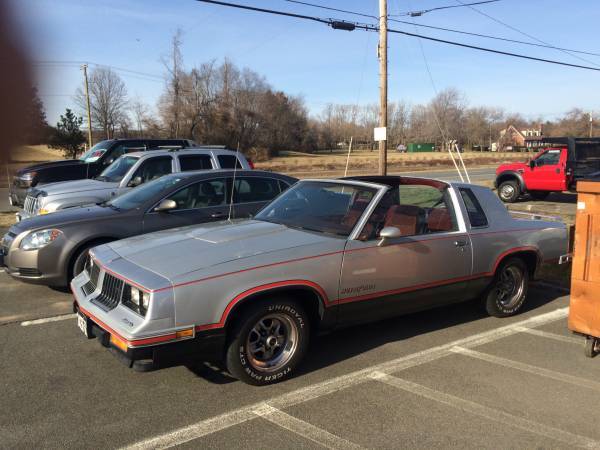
[246,313,298,373]
[500,184,515,201]
[495,265,525,309]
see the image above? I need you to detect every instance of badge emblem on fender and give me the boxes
[122,318,134,327]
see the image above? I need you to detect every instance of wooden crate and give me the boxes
[568,181,600,338]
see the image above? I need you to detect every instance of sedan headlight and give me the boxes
[19,229,62,251]
[126,286,150,316]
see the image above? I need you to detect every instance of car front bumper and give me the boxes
[71,275,225,370]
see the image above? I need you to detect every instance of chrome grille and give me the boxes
[81,256,100,296]
[91,273,125,311]
[23,195,41,215]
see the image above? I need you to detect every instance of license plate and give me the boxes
[77,313,89,337]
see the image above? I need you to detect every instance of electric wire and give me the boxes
[391,0,500,17]
[453,0,600,68]
[282,0,377,20]
[196,0,600,72]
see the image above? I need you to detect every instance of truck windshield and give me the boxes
[79,141,112,163]
[96,156,139,183]
[254,181,377,237]
[106,175,183,210]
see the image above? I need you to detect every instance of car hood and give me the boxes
[17,159,85,176]
[10,205,121,233]
[107,220,338,281]
[36,179,118,196]
[496,161,528,174]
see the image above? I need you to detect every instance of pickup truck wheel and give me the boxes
[484,257,529,317]
[225,299,310,385]
[498,180,520,203]
[529,191,550,200]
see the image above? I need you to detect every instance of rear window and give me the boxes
[179,154,213,171]
[218,155,243,169]
[459,188,488,227]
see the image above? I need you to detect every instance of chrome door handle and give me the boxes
[454,240,469,247]
[210,212,226,218]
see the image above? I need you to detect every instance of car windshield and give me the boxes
[79,141,112,163]
[95,155,139,182]
[254,181,377,237]
[106,175,184,210]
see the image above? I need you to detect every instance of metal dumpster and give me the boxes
[568,180,600,357]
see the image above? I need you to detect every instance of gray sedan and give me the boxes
[1,170,295,287]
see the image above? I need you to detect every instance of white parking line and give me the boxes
[20,314,76,327]
[121,307,568,450]
[515,326,583,345]
[451,346,600,392]
[253,404,364,450]
[370,371,600,449]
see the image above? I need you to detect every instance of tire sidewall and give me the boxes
[485,258,529,317]
[227,299,310,385]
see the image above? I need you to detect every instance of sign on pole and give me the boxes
[374,126,387,142]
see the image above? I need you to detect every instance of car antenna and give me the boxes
[227,141,240,223]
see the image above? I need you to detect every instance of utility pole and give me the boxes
[81,64,93,149]
[590,111,593,138]
[378,0,388,175]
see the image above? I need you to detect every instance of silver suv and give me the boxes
[17,147,251,221]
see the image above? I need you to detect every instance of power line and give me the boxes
[282,0,377,20]
[453,0,600,68]
[32,60,165,82]
[387,19,600,57]
[392,0,500,17]
[196,0,600,72]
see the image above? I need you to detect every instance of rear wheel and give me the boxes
[484,257,529,317]
[529,191,550,200]
[498,180,520,203]
[225,298,310,385]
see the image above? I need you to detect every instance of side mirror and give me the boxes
[529,160,536,169]
[128,176,143,187]
[378,226,402,246]
[154,199,177,213]
[105,158,115,165]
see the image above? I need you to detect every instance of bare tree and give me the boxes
[159,29,184,137]
[130,98,149,137]
[75,67,128,139]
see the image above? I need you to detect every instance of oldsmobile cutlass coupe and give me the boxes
[71,176,568,385]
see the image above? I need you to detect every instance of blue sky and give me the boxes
[9,0,600,125]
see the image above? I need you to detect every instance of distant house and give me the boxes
[496,125,544,151]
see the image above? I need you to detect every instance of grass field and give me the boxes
[255,151,527,175]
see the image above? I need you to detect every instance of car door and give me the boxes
[117,155,174,196]
[229,176,289,218]
[526,148,565,191]
[338,183,472,325]
[142,177,230,233]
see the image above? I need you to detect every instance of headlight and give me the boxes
[19,229,62,251]
[126,286,150,316]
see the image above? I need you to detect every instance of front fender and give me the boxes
[495,171,525,190]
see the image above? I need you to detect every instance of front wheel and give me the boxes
[483,257,529,317]
[498,180,521,203]
[225,299,310,385]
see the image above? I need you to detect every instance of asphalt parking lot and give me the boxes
[2,269,598,449]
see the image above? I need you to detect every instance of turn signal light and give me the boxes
[176,328,194,339]
[110,334,128,352]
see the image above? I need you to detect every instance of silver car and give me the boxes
[71,176,568,385]
[17,147,251,220]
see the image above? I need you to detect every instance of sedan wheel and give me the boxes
[484,257,528,317]
[225,299,310,385]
